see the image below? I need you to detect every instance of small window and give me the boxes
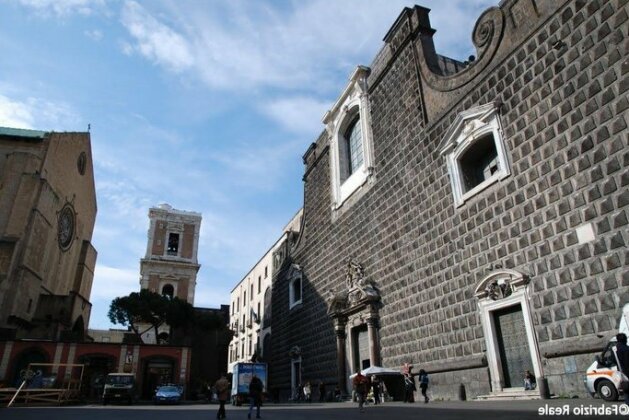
[290,276,302,308]
[459,134,499,192]
[167,233,179,255]
[244,291,247,304]
[440,102,510,207]
[288,264,303,309]
[162,284,174,298]
[264,266,268,278]
[250,283,254,296]
[258,276,261,294]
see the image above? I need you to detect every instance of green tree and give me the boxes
[108,289,194,343]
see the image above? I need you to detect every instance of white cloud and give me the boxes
[115,0,495,93]
[91,265,139,300]
[260,97,329,136]
[0,94,80,130]
[17,0,106,17]
[84,29,103,41]
[120,1,194,73]
[0,94,34,128]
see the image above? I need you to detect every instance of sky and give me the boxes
[0,0,496,329]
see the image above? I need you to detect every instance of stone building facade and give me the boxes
[141,203,202,305]
[270,0,628,400]
[228,209,302,372]
[0,127,97,341]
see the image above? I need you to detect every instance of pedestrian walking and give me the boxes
[403,373,416,403]
[616,333,629,405]
[318,381,325,402]
[248,374,263,419]
[352,371,369,413]
[214,374,230,419]
[303,381,312,402]
[371,376,380,404]
[418,369,429,403]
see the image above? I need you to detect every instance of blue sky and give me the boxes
[0,0,495,329]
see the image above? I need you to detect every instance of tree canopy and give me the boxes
[108,289,230,344]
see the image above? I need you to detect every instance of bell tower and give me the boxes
[140,203,201,305]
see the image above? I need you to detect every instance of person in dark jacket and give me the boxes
[248,374,263,419]
[616,333,629,405]
[418,369,429,403]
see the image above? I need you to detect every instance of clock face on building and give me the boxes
[58,205,75,250]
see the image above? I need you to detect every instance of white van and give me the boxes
[584,304,629,401]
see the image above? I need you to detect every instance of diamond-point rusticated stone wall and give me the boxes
[271,0,628,401]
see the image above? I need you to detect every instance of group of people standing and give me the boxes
[352,369,429,412]
[403,369,429,404]
[293,380,326,402]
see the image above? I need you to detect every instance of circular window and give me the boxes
[77,152,86,175]
[58,205,75,250]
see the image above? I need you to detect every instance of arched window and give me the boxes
[343,116,364,181]
[162,284,174,298]
[324,66,375,211]
[440,102,510,207]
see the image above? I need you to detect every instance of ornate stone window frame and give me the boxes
[439,102,510,207]
[475,269,543,393]
[323,66,375,212]
[288,264,303,310]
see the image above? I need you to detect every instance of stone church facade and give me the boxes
[0,127,97,341]
[270,0,627,400]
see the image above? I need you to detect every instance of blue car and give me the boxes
[153,385,183,404]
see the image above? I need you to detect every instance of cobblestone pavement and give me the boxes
[1,400,627,420]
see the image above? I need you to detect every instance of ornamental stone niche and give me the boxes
[475,269,543,396]
[327,259,382,394]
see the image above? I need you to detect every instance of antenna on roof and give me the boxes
[87,123,91,132]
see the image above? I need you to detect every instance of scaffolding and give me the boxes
[1,363,84,407]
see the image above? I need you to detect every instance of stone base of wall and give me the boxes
[424,366,491,401]
[545,352,598,399]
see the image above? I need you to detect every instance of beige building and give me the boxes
[228,209,302,371]
[138,203,202,343]
[0,127,97,340]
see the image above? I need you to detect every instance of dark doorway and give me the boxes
[142,357,175,398]
[78,354,115,400]
[493,304,533,388]
[351,325,370,372]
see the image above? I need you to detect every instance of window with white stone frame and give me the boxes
[289,275,302,309]
[439,102,510,207]
[323,66,375,210]
[287,264,303,310]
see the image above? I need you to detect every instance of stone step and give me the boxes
[475,388,541,401]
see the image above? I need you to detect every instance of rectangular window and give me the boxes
[244,291,246,304]
[167,233,179,255]
[251,283,254,296]
[257,302,261,322]
[258,276,261,294]
[264,266,268,278]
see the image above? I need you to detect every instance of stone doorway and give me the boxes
[352,325,370,372]
[493,304,534,388]
[475,269,543,394]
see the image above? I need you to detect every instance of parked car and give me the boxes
[584,303,629,401]
[103,373,137,405]
[154,384,183,404]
